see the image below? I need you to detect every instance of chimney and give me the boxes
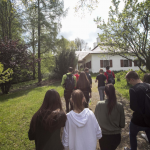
[97,37,100,44]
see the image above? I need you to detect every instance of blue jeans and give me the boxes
[130,122,150,150]
[98,86,105,100]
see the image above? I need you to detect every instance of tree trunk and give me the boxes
[38,0,42,84]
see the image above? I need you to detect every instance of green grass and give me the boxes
[114,79,131,100]
[0,82,63,150]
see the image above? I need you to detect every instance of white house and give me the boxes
[76,39,140,73]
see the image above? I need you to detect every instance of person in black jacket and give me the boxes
[28,89,67,150]
[84,67,92,87]
[124,71,150,150]
[76,71,91,108]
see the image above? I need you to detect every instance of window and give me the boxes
[86,61,91,69]
[134,60,141,66]
[120,59,132,67]
[100,60,112,68]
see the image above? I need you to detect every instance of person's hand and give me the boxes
[89,94,92,98]
[90,84,92,88]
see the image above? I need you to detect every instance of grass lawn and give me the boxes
[0,82,63,150]
[114,79,131,100]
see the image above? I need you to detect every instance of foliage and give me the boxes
[0,63,13,84]
[0,38,34,94]
[0,82,63,150]
[54,37,78,78]
[0,0,23,40]
[95,0,150,72]
[115,69,150,99]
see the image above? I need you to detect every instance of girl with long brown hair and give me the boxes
[95,84,125,150]
[28,89,66,150]
[76,71,91,107]
[62,90,102,150]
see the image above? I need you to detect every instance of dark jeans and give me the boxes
[98,86,105,100]
[99,134,121,150]
[64,90,73,113]
[129,122,150,150]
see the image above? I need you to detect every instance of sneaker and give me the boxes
[141,134,149,142]
[124,147,130,150]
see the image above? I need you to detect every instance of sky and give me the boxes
[58,0,118,50]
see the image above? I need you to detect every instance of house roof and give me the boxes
[75,51,89,61]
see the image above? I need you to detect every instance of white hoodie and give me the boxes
[62,108,102,150]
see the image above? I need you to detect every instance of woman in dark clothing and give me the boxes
[28,89,67,150]
[76,71,91,107]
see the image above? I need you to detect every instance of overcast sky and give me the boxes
[58,0,116,50]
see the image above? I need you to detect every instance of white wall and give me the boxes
[91,54,139,73]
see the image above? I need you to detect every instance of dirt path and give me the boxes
[61,79,150,150]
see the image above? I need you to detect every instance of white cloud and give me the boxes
[58,0,124,49]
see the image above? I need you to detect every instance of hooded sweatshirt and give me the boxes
[62,108,102,150]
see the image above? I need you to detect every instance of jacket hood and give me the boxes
[69,108,90,127]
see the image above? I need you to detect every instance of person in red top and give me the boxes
[74,70,80,81]
[104,66,115,84]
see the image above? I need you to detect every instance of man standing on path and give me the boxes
[61,67,76,113]
[95,69,106,100]
[85,67,92,87]
[124,71,150,150]
[104,66,115,84]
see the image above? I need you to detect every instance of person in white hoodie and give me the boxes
[62,89,102,150]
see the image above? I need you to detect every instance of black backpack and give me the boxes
[64,74,75,91]
[106,72,115,84]
[138,83,150,127]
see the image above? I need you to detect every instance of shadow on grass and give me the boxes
[0,82,61,103]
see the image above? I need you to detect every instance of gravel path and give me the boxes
[61,79,150,150]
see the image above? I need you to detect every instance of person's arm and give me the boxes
[92,112,102,139]
[112,71,115,78]
[62,118,69,150]
[61,74,66,88]
[73,76,76,88]
[95,76,98,83]
[119,104,125,128]
[130,88,139,111]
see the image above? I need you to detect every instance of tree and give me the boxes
[0,0,23,40]
[95,0,150,72]
[0,63,13,84]
[0,38,34,94]
[23,0,67,84]
[75,38,86,51]
[54,37,78,78]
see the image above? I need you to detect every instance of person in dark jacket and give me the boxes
[84,67,92,87]
[76,71,92,108]
[124,71,150,150]
[28,89,67,150]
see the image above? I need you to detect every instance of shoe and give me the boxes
[124,147,130,150]
[141,133,149,142]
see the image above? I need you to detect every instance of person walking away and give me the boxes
[62,90,102,150]
[141,73,150,142]
[85,67,92,87]
[104,66,115,84]
[95,84,125,150]
[76,71,91,108]
[74,70,80,81]
[124,71,150,150]
[61,67,76,113]
[95,69,106,100]
[28,89,67,150]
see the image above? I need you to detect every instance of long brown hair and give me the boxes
[105,84,117,115]
[71,89,84,111]
[76,71,90,89]
[30,89,65,131]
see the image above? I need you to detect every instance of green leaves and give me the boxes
[0,63,13,84]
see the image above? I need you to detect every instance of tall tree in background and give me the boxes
[75,38,86,51]
[0,0,23,40]
[54,37,78,78]
[95,0,150,72]
[23,0,67,83]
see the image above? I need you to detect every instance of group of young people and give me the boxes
[28,66,150,150]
